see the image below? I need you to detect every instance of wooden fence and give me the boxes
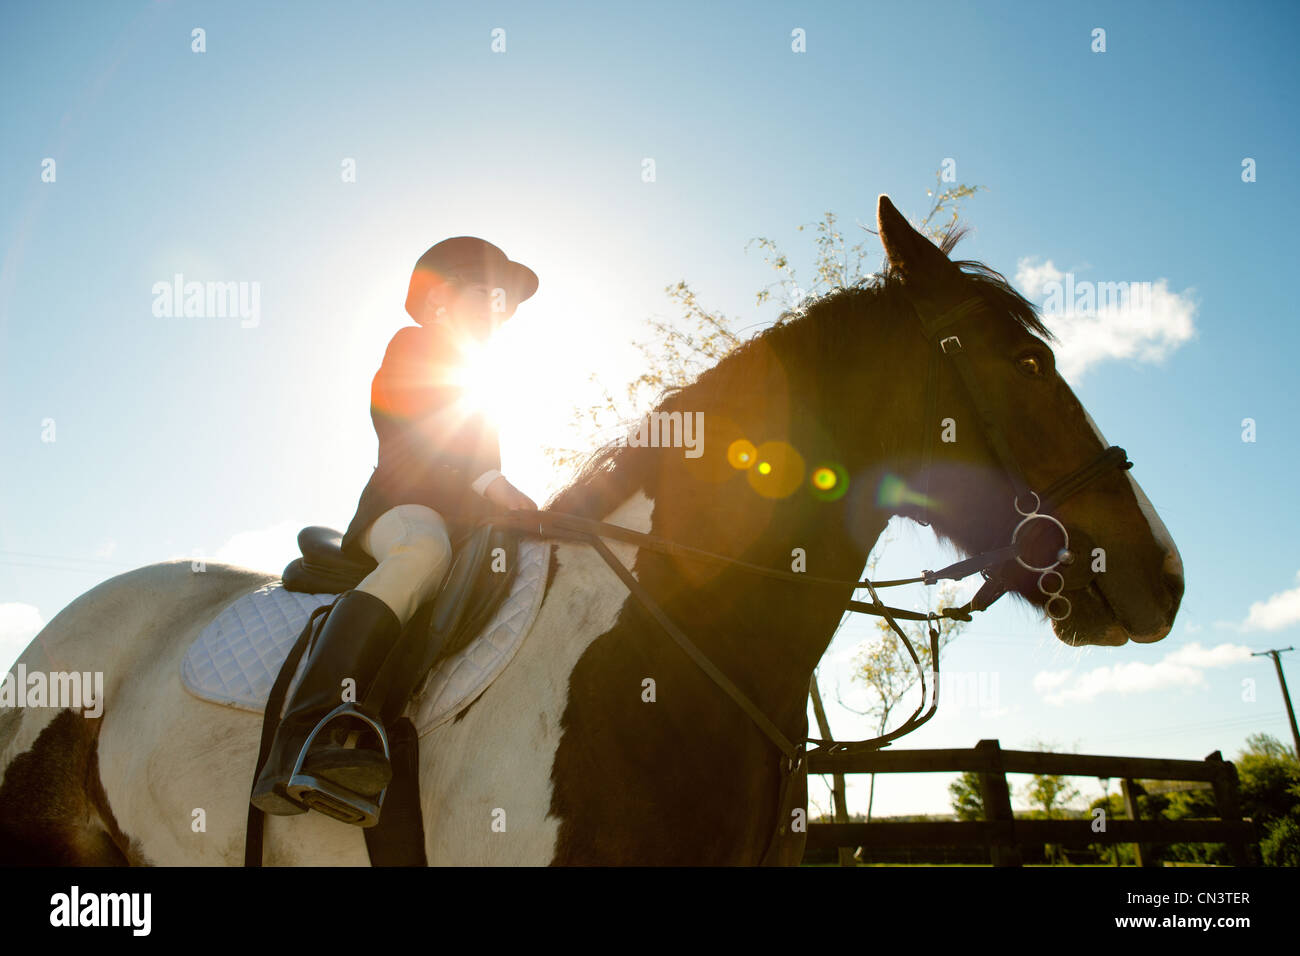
[804,739,1258,866]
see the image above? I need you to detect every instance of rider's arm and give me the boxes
[372,327,534,509]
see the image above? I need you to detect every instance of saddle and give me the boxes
[246,521,518,862]
[280,522,520,724]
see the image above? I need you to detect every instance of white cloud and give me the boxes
[1242,570,1300,632]
[210,521,301,574]
[1162,642,1254,668]
[0,603,46,673]
[1031,670,1070,692]
[1033,641,1252,705]
[1015,258,1197,381]
[165,520,318,574]
[1015,259,1064,298]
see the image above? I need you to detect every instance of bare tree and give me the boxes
[836,563,967,822]
[545,170,984,474]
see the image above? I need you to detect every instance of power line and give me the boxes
[0,558,124,575]
[0,549,132,567]
[1087,711,1288,746]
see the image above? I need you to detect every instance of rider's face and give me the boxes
[443,280,512,339]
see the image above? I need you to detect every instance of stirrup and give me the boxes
[284,703,391,828]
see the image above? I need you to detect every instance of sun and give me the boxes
[435,299,596,502]
[448,324,530,428]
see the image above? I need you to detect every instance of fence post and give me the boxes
[809,675,856,866]
[1206,750,1254,866]
[976,739,1021,867]
[1120,778,1154,867]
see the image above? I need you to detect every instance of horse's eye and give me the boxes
[1017,355,1043,376]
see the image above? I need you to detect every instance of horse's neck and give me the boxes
[653,335,922,730]
[599,325,924,740]
[639,488,890,738]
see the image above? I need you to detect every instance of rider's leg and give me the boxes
[355,504,453,626]
[250,506,452,817]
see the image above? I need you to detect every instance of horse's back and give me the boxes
[27,560,275,679]
[0,560,274,865]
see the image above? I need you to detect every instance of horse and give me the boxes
[0,196,1182,865]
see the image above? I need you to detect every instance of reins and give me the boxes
[484,506,958,865]
[488,507,982,758]
[487,437,1131,757]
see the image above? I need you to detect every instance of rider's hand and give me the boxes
[484,476,537,511]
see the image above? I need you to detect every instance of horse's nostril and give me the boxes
[1164,571,1185,614]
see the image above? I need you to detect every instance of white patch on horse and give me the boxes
[416,489,655,865]
[1081,410,1181,576]
[93,563,350,865]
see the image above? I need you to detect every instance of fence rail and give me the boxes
[804,739,1258,866]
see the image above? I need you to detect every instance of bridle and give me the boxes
[824,294,1134,754]
[486,294,1134,860]
[911,295,1134,627]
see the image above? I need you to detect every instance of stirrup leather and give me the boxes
[285,702,391,828]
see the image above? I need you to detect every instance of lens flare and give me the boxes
[746,441,805,499]
[810,463,848,501]
[727,439,757,469]
[875,473,937,512]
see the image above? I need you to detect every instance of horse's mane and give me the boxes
[548,228,1049,518]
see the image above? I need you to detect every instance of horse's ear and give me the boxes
[877,195,959,284]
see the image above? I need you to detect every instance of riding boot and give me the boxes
[250,589,403,819]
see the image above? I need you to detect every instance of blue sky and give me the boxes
[2,0,1298,817]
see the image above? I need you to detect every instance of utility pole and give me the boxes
[1251,647,1299,761]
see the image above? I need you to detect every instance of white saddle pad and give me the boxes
[181,537,550,737]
